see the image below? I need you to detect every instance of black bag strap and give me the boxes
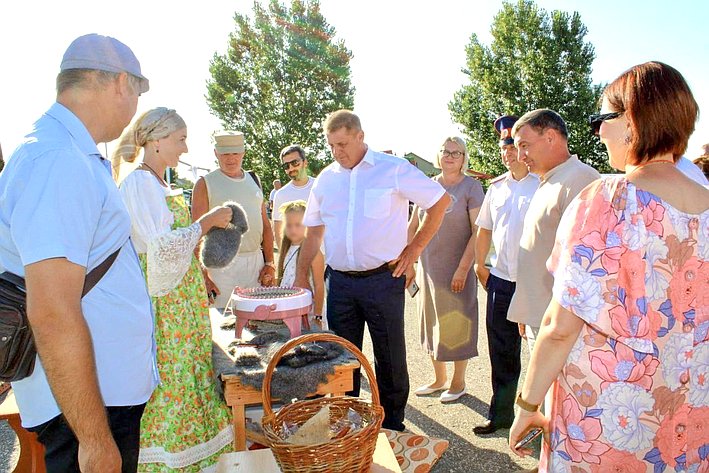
[81,247,121,297]
[247,170,262,191]
[0,272,26,292]
[0,246,121,298]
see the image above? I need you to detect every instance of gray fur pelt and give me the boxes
[200,201,249,269]
[220,330,352,401]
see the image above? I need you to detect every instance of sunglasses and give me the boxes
[589,112,622,136]
[282,158,304,170]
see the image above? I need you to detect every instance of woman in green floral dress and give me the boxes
[114,108,235,471]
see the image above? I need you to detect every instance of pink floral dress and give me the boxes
[542,177,709,472]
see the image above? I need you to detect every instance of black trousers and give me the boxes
[28,404,146,473]
[485,274,521,426]
[326,267,408,431]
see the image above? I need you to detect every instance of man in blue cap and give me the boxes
[473,115,539,435]
[0,34,156,472]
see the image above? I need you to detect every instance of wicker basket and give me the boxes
[261,333,384,473]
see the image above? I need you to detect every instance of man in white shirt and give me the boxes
[295,110,450,431]
[268,179,281,218]
[272,145,315,247]
[677,155,709,185]
[474,116,539,435]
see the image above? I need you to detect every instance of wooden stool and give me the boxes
[0,389,46,473]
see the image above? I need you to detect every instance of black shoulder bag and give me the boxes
[0,248,120,382]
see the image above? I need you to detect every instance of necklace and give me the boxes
[627,159,675,176]
[141,162,168,186]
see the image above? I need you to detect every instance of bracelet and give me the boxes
[516,393,540,412]
[264,262,276,269]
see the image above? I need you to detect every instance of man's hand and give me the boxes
[451,267,468,293]
[391,243,423,279]
[258,265,276,287]
[519,323,527,339]
[404,265,416,288]
[79,439,121,473]
[293,275,312,293]
[474,263,490,291]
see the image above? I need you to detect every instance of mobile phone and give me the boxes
[514,427,543,450]
[407,281,420,298]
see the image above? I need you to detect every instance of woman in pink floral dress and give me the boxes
[509,62,709,472]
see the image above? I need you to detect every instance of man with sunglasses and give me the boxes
[272,145,315,248]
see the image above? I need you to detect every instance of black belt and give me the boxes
[334,263,391,278]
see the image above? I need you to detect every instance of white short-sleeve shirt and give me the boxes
[272,177,315,221]
[303,148,445,271]
[475,172,539,282]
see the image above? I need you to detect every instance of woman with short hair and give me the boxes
[509,62,709,471]
[408,136,485,403]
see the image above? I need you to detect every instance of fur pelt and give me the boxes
[218,329,351,401]
[200,201,249,269]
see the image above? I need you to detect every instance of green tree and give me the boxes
[207,0,355,195]
[450,0,611,177]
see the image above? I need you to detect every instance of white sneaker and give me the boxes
[414,384,448,396]
[439,387,467,403]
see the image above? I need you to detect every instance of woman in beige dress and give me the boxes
[408,136,485,403]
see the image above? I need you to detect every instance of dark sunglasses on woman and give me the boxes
[588,112,621,136]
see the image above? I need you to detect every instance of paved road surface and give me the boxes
[0,284,539,472]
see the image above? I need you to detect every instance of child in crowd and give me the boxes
[277,200,325,327]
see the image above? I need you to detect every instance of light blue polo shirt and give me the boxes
[0,103,159,428]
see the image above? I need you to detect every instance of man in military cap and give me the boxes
[473,115,540,435]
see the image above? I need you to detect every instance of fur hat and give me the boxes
[200,201,249,269]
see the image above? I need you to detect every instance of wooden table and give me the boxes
[221,360,359,450]
[210,309,359,451]
[0,389,46,473]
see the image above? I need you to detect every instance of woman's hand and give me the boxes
[509,409,548,458]
[203,272,220,304]
[198,206,233,233]
[259,265,276,287]
[451,267,468,293]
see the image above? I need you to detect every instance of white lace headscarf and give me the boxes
[111,107,186,179]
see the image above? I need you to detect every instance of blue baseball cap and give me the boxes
[60,34,149,94]
[494,115,518,146]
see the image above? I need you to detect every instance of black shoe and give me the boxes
[473,420,512,435]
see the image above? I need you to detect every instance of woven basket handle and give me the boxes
[261,333,379,418]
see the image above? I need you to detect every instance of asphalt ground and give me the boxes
[359,284,540,473]
[0,284,539,473]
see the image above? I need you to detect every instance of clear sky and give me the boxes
[1,0,707,179]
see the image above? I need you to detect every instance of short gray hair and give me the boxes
[512,109,568,140]
[56,68,143,95]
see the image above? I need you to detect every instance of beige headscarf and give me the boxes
[111,107,186,180]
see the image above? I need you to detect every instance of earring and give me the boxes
[156,148,160,154]
[624,135,632,145]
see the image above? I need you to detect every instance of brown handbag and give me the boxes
[0,248,120,382]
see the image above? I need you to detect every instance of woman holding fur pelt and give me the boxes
[113,108,234,472]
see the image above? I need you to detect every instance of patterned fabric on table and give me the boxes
[138,192,233,472]
[381,429,449,473]
[542,177,709,472]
